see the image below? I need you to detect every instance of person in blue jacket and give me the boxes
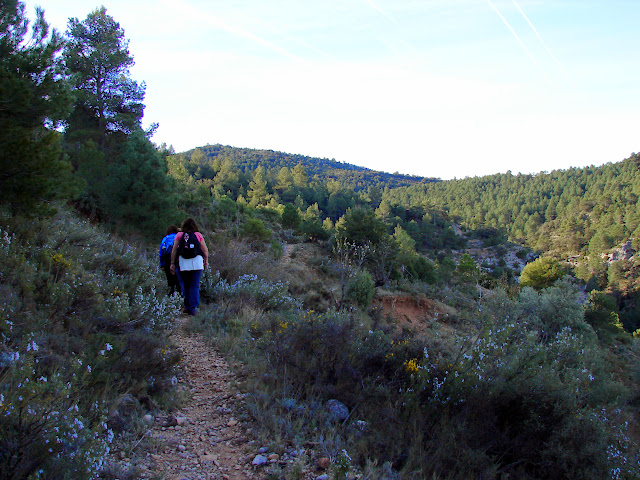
[159,225,182,295]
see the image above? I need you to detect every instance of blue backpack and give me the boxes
[159,234,176,267]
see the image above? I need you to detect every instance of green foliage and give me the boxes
[0,0,75,214]
[241,217,272,242]
[202,272,300,313]
[519,256,566,289]
[0,209,181,477]
[196,260,634,480]
[406,255,437,283]
[281,204,301,231]
[0,350,109,479]
[344,270,375,310]
[64,6,145,138]
[585,290,626,341]
[300,216,330,241]
[457,253,479,282]
[102,129,179,237]
[335,206,387,247]
[209,196,241,227]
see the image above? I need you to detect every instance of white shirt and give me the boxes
[179,255,204,271]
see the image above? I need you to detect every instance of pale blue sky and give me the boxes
[26,0,640,179]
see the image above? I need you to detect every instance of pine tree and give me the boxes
[0,0,74,213]
[64,7,145,142]
[102,129,178,236]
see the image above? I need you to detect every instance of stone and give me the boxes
[267,453,279,461]
[325,399,349,422]
[201,454,219,465]
[252,454,268,466]
[177,416,189,426]
[177,445,186,452]
[143,414,154,425]
[317,475,330,480]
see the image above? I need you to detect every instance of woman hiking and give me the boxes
[159,225,182,295]
[170,218,208,315]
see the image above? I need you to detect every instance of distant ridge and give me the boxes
[182,144,439,191]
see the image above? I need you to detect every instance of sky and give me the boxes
[25,0,640,180]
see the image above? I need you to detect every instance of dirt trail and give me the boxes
[138,316,263,480]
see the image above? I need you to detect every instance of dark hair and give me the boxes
[166,225,179,235]
[180,217,199,233]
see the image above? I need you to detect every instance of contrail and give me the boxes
[486,0,546,75]
[511,0,571,81]
[172,0,305,62]
[365,0,399,25]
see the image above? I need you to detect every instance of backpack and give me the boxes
[159,234,175,267]
[177,231,202,259]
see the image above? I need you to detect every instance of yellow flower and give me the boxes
[404,358,419,373]
[50,253,71,267]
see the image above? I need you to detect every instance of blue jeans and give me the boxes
[177,269,202,315]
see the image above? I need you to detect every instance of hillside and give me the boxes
[175,144,437,191]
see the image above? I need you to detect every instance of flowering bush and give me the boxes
[0,208,181,477]
[0,343,111,479]
[231,279,637,479]
[203,271,300,311]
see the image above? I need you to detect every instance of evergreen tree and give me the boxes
[281,204,301,231]
[0,0,74,213]
[102,129,178,236]
[247,166,270,207]
[64,7,145,143]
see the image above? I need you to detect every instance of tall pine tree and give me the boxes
[0,0,74,213]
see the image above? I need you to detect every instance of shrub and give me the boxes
[0,344,110,480]
[242,217,272,242]
[344,270,375,310]
[0,209,182,477]
[220,281,635,480]
[519,256,566,289]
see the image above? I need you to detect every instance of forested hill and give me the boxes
[176,144,437,191]
[384,153,640,258]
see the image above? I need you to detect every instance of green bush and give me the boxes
[519,256,566,289]
[0,347,110,479]
[241,217,272,241]
[344,270,375,310]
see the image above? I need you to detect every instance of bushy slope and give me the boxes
[0,207,181,479]
[188,226,639,480]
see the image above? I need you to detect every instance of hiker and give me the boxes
[159,225,182,295]
[170,218,208,315]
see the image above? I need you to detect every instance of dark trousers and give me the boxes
[177,269,202,315]
[163,265,182,295]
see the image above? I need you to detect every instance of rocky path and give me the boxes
[139,316,263,480]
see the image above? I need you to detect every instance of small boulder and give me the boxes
[252,454,268,466]
[325,399,349,422]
